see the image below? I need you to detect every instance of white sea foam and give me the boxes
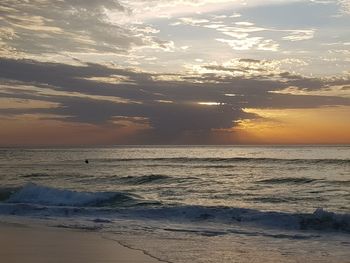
[5,183,136,206]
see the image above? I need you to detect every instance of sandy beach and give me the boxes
[0,222,160,263]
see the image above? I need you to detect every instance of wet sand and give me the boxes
[0,222,160,263]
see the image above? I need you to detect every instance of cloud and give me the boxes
[171,13,316,53]
[282,30,315,41]
[271,85,350,97]
[1,57,349,144]
[0,0,172,60]
[64,0,125,11]
[172,17,210,26]
[119,0,306,20]
[216,37,279,51]
[1,0,350,145]
[338,0,350,13]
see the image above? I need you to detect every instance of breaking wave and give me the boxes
[0,184,349,234]
[3,183,151,207]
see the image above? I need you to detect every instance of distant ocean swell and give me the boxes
[19,173,350,187]
[0,183,349,234]
[94,157,350,165]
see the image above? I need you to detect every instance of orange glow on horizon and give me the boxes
[231,106,350,144]
[0,106,349,146]
[0,114,151,146]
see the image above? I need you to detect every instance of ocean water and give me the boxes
[0,146,349,262]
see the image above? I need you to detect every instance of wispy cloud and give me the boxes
[216,37,279,51]
[0,0,172,60]
[282,30,315,41]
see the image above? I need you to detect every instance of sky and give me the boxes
[0,0,350,146]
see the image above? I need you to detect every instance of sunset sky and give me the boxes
[0,0,349,145]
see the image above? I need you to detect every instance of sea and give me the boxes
[0,146,349,262]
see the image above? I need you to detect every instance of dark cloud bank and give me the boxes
[0,57,349,144]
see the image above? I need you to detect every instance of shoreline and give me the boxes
[0,220,161,263]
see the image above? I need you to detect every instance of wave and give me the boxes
[1,184,349,233]
[258,177,350,186]
[3,183,154,207]
[0,187,19,202]
[128,206,350,233]
[258,177,320,185]
[22,173,54,178]
[118,174,173,185]
[96,157,350,165]
[1,202,348,234]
